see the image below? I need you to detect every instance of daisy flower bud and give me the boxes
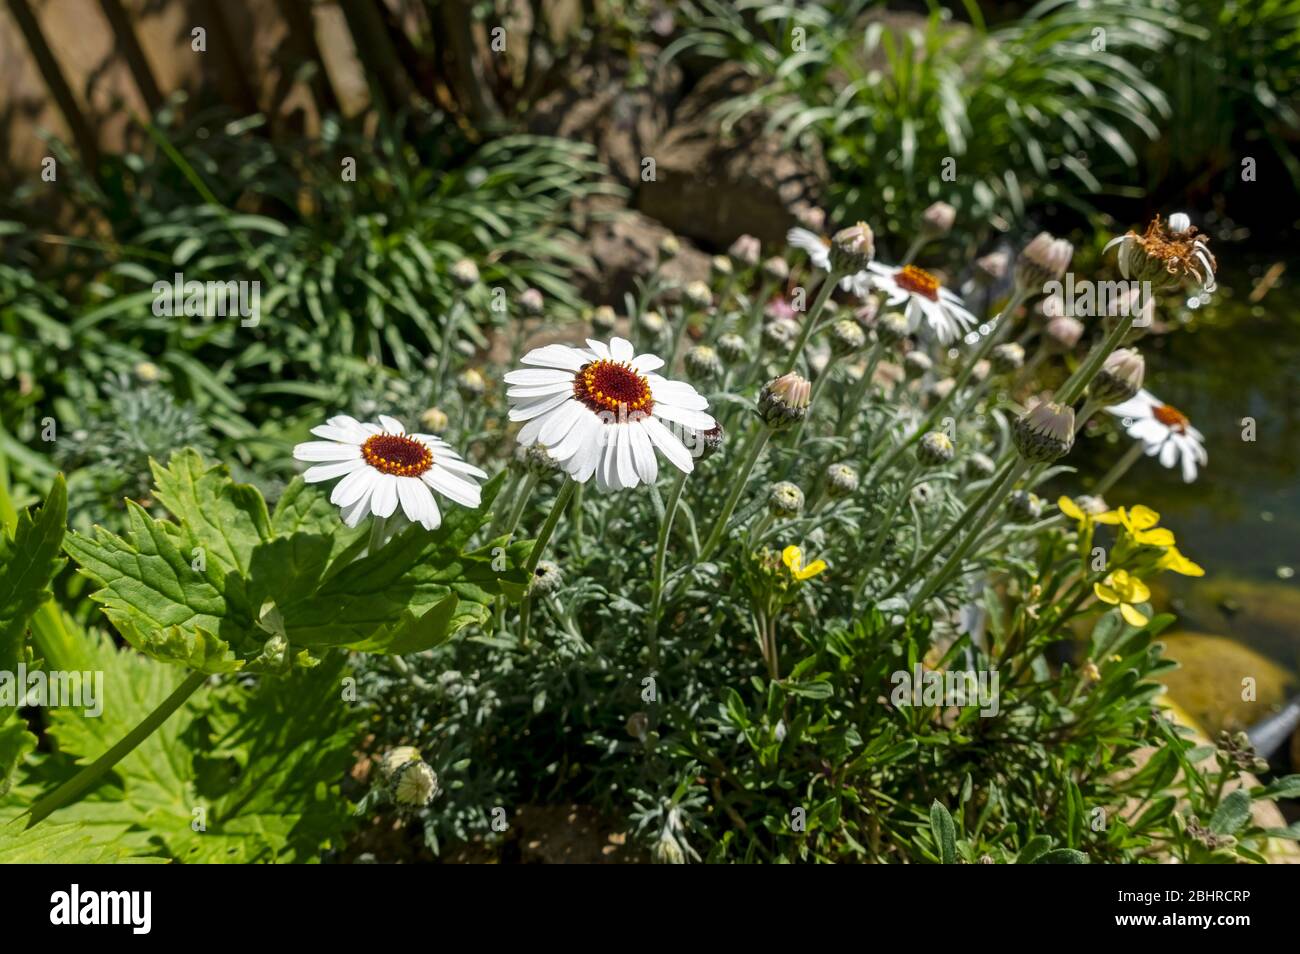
[640,310,667,336]
[1089,347,1145,406]
[685,344,723,382]
[710,255,733,280]
[1008,489,1044,521]
[591,305,618,335]
[529,559,564,596]
[517,288,545,316]
[875,310,910,347]
[380,746,422,778]
[919,201,956,240]
[450,258,480,288]
[826,462,860,498]
[625,712,649,741]
[1082,660,1102,683]
[830,318,867,356]
[134,360,161,383]
[917,431,956,466]
[1075,494,1110,516]
[966,452,996,478]
[829,222,875,273]
[658,234,681,260]
[729,234,761,268]
[762,256,790,283]
[456,367,487,398]
[419,407,449,433]
[903,350,932,380]
[517,441,559,476]
[653,832,686,865]
[716,332,748,364]
[911,481,937,507]
[854,297,880,328]
[685,281,714,310]
[927,377,956,402]
[757,372,812,429]
[990,341,1025,374]
[974,249,1010,285]
[767,481,805,518]
[1013,401,1075,462]
[1015,232,1074,291]
[1044,315,1084,352]
[762,317,798,352]
[393,760,439,808]
[698,424,725,461]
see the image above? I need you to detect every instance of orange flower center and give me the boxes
[1152,403,1189,432]
[573,360,654,418]
[362,434,433,477]
[895,265,941,302]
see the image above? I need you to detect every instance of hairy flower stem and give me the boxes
[647,471,688,663]
[1094,440,1146,497]
[868,288,1028,483]
[26,669,209,828]
[501,473,538,540]
[700,426,772,561]
[779,271,841,375]
[835,341,883,437]
[883,456,1018,599]
[912,460,1030,606]
[1056,314,1136,406]
[900,234,926,266]
[861,459,923,590]
[525,476,576,576]
[666,304,691,372]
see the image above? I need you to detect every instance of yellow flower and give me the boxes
[1157,544,1205,577]
[1094,569,1151,627]
[1114,505,1175,547]
[782,545,827,581]
[1058,495,1122,529]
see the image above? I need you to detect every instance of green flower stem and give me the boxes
[883,456,1017,599]
[868,288,1028,483]
[900,234,926,266]
[502,472,539,540]
[861,458,923,589]
[741,278,776,338]
[525,476,576,576]
[835,341,883,437]
[366,515,388,556]
[570,481,586,560]
[647,470,689,661]
[26,669,209,829]
[1056,314,1135,406]
[912,460,1029,607]
[666,305,691,372]
[779,271,841,375]
[1093,440,1146,497]
[699,426,772,561]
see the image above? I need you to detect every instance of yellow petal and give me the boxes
[1058,496,1084,521]
[1128,576,1151,603]
[1161,548,1205,577]
[781,546,803,573]
[1135,528,1175,547]
[1093,510,1123,525]
[1093,582,1120,605]
[797,559,828,580]
[1120,603,1149,627]
[1128,505,1160,530]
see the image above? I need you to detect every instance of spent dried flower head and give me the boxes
[1105,213,1216,294]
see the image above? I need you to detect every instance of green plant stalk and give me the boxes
[868,288,1028,482]
[647,470,689,662]
[1056,314,1136,407]
[525,476,576,575]
[883,456,1017,599]
[699,426,772,561]
[501,472,539,541]
[913,460,1029,606]
[861,458,923,589]
[1093,440,1146,497]
[835,341,883,437]
[26,669,209,828]
[779,270,841,375]
[666,305,691,372]
[366,515,388,556]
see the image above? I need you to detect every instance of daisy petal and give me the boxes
[295,441,362,463]
[303,459,365,483]
[370,473,399,519]
[378,415,405,435]
[642,415,694,474]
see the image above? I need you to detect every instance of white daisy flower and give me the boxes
[786,227,862,293]
[1106,389,1207,483]
[866,262,977,345]
[505,337,716,491]
[292,414,486,529]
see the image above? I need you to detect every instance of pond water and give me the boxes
[1073,258,1300,739]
